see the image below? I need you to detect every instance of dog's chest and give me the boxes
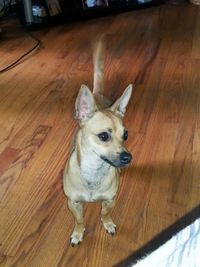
[79,176,118,202]
[79,157,118,202]
[63,150,119,202]
[81,157,110,186]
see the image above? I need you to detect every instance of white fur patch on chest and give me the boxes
[80,153,111,187]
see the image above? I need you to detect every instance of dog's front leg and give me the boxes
[101,199,116,235]
[68,200,85,246]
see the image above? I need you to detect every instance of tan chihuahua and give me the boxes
[63,37,133,246]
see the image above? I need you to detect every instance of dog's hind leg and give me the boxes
[101,199,117,236]
[68,200,85,246]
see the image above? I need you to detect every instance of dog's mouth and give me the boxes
[100,156,119,167]
[94,151,132,168]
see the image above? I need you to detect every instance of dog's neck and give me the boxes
[80,151,111,187]
[75,132,112,187]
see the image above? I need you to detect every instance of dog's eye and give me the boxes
[123,130,128,141]
[97,132,111,142]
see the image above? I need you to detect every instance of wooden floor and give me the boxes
[1,2,200,266]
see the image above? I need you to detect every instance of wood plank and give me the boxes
[192,9,200,59]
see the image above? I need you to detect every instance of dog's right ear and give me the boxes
[75,84,97,122]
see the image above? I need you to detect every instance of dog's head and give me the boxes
[74,84,133,168]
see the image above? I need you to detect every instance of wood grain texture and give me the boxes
[0,2,200,266]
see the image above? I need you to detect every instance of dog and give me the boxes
[63,37,133,246]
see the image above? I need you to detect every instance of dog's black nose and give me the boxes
[120,152,132,165]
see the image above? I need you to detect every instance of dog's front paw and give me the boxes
[70,233,83,247]
[102,219,117,236]
[70,225,85,247]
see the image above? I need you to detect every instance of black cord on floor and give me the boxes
[0,31,41,74]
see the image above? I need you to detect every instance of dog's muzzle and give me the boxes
[100,152,132,168]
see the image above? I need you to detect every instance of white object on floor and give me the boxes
[132,218,200,267]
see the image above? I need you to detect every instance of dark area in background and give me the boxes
[15,0,164,29]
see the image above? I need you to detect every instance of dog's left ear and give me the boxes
[109,84,133,117]
[75,84,97,122]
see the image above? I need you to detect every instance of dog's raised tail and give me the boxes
[93,35,105,95]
